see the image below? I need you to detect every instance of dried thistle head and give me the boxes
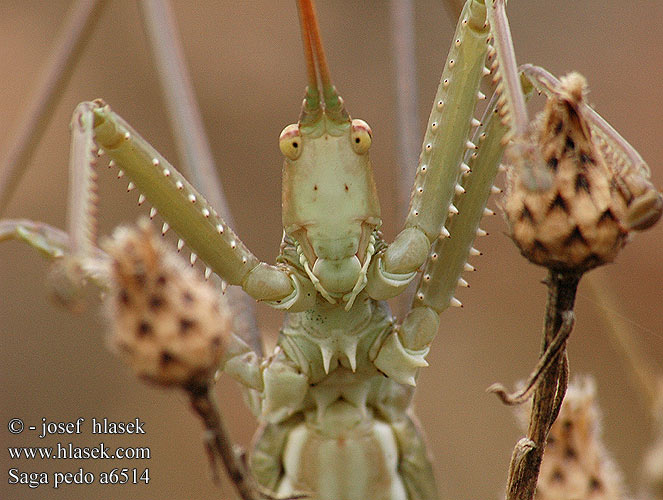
[504,73,631,272]
[102,220,231,387]
[532,377,625,500]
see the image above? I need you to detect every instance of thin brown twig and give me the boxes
[0,0,109,215]
[488,311,573,405]
[504,270,580,500]
[186,381,308,500]
[186,381,264,500]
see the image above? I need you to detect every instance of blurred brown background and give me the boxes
[1,1,661,499]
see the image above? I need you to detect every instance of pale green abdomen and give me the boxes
[276,402,407,500]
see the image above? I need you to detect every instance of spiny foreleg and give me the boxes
[370,0,494,384]
[89,100,316,311]
[367,0,491,314]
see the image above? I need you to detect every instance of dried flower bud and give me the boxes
[532,377,625,500]
[103,220,230,387]
[504,73,630,272]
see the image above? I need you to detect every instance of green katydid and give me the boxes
[1,1,661,499]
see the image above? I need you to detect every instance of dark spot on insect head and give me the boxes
[344,184,349,191]
[547,156,559,172]
[355,137,361,144]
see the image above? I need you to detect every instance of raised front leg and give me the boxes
[89,101,316,311]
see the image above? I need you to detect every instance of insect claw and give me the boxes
[483,66,491,76]
[476,228,488,237]
[161,222,169,235]
[450,297,463,308]
[177,239,184,252]
[127,182,135,191]
[460,162,471,174]
[491,185,502,194]
[440,226,451,238]
[465,140,477,150]
[107,160,115,168]
[484,207,495,216]
[117,169,124,178]
[449,204,459,215]
[464,262,476,272]
[477,91,486,100]
[150,207,157,219]
[471,118,482,128]
[204,267,212,280]
[152,158,160,167]
[188,193,197,203]
[458,278,469,288]
[469,247,481,256]
[138,194,146,205]
[455,183,466,195]
[190,253,197,266]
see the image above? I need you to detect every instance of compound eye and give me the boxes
[279,124,302,160]
[350,119,372,154]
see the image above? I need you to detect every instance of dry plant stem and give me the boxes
[505,270,580,500]
[489,313,573,405]
[0,0,108,215]
[186,381,263,500]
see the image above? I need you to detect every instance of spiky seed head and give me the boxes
[102,220,231,387]
[527,377,625,500]
[503,73,630,272]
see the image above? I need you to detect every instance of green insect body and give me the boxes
[61,1,495,497]
[2,0,660,499]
